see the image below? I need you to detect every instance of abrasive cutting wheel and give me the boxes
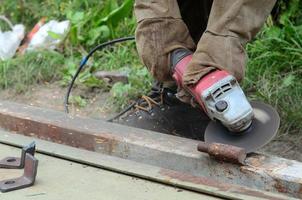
[205,101,280,153]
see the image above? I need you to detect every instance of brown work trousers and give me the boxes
[135,0,276,103]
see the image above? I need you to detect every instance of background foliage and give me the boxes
[0,0,301,135]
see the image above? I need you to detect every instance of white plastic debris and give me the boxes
[26,20,70,51]
[0,16,25,60]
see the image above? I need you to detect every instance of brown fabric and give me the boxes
[134,0,276,102]
[183,0,277,85]
[134,0,182,22]
[135,18,196,82]
[135,0,196,82]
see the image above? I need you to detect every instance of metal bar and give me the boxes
[197,142,246,165]
[0,101,301,198]
[0,142,35,169]
[0,154,38,192]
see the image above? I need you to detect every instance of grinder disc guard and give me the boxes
[204,101,280,153]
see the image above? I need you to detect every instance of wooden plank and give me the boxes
[0,143,219,200]
[0,131,292,200]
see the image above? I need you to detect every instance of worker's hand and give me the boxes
[134,0,195,82]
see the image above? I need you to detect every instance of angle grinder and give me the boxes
[171,49,280,152]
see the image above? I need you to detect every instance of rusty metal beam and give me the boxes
[0,101,301,198]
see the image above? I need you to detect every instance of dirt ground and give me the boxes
[0,82,117,120]
[0,83,301,162]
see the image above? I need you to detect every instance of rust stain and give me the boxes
[159,168,231,191]
[274,180,288,194]
[246,154,290,174]
[0,114,96,151]
[93,133,119,155]
[95,137,108,144]
[298,186,302,198]
[239,165,260,176]
[0,109,123,156]
[233,188,286,200]
[246,154,266,167]
[219,164,236,180]
[100,137,118,155]
[160,169,287,200]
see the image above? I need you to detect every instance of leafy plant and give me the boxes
[109,66,152,110]
[65,0,135,46]
[99,0,134,30]
[70,95,87,108]
[60,58,105,89]
[244,21,302,135]
[273,0,302,26]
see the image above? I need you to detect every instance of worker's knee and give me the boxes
[134,0,181,23]
[135,18,195,82]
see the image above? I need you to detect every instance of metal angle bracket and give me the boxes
[0,153,38,193]
[0,142,36,169]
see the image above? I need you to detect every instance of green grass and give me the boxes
[244,22,302,135]
[0,0,140,105]
[0,50,65,93]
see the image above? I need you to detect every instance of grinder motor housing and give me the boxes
[170,49,254,133]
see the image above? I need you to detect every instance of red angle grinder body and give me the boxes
[171,49,280,153]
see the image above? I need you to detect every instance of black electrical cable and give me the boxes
[64,36,135,113]
[106,101,136,122]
